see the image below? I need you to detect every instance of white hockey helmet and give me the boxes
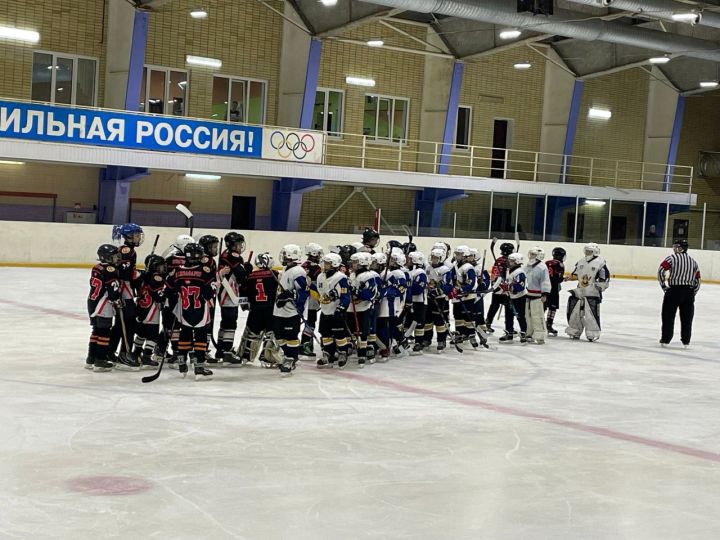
[584,242,600,258]
[351,241,364,251]
[528,246,545,262]
[352,252,373,268]
[175,234,195,251]
[508,253,524,266]
[390,248,406,267]
[372,252,387,267]
[430,248,446,263]
[280,244,302,264]
[432,241,447,254]
[322,252,342,269]
[255,252,273,269]
[468,248,479,261]
[304,242,324,258]
[409,251,426,266]
[454,245,471,258]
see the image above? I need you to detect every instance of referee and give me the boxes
[658,239,701,348]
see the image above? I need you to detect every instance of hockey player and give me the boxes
[166,243,217,380]
[485,242,514,332]
[109,223,144,368]
[236,253,279,365]
[159,234,195,365]
[316,253,352,368]
[360,228,380,254]
[131,254,166,368]
[215,232,252,364]
[377,249,407,360]
[473,249,491,334]
[86,244,122,372]
[198,235,222,363]
[273,244,310,373]
[524,247,551,345]
[301,243,323,359]
[348,252,378,366]
[407,251,428,355]
[367,252,387,360]
[424,248,453,352]
[566,242,610,342]
[545,247,566,336]
[499,253,528,344]
[450,245,478,349]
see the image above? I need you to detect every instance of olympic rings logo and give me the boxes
[269,130,316,160]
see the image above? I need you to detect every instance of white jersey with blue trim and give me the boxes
[273,265,308,318]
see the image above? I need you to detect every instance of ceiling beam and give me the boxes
[316,8,403,38]
[461,34,553,61]
[325,37,454,59]
[378,19,449,54]
[285,0,317,35]
[527,44,577,76]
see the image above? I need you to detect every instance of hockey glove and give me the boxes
[276,290,295,308]
[447,288,459,300]
[327,289,339,302]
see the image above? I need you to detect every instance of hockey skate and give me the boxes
[436,341,446,353]
[357,356,366,369]
[337,352,348,370]
[300,342,316,359]
[279,360,296,375]
[485,325,495,334]
[410,343,424,356]
[546,324,558,336]
[92,357,113,372]
[140,353,159,369]
[85,356,95,370]
[114,351,140,371]
[221,351,243,367]
[377,349,390,363]
[194,365,213,381]
[520,332,528,344]
[469,337,480,350]
[316,352,334,369]
[178,357,188,378]
[499,332,514,344]
[366,347,377,364]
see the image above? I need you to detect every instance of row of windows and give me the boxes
[28,51,472,148]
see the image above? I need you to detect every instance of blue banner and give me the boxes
[0,100,262,159]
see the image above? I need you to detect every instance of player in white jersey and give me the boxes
[348,252,379,366]
[377,249,407,360]
[272,244,310,373]
[566,243,610,342]
[316,253,352,369]
[423,248,453,352]
[498,253,528,344]
[451,246,479,349]
[407,251,428,355]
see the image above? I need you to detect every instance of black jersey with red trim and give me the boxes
[218,250,252,307]
[118,245,139,299]
[136,272,166,324]
[88,263,121,318]
[302,261,322,283]
[240,268,278,310]
[546,259,565,290]
[167,264,216,327]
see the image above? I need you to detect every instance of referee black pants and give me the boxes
[661,286,695,345]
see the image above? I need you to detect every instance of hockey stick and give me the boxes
[489,237,498,263]
[209,238,224,350]
[514,230,520,254]
[429,290,463,353]
[149,234,160,257]
[141,318,178,383]
[175,203,194,236]
[455,297,492,350]
[115,303,132,354]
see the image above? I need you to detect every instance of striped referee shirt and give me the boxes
[658,252,701,293]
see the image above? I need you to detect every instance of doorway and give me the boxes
[610,216,627,244]
[491,119,511,179]
[231,196,256,230]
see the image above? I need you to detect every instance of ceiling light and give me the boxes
[649,56,670,64]
[588,107,612,120]
[0,160,25,165]
[367,39,384,47]
[671,11,700,23]
[0,25,40,43]
[320,0,338,6]
[499,29,521,40]
[345,76,375,87]
[513,62,531,70]
[186,173,221,181]
[186,55,222,69]
[190,9,208,19]
[585,199,607,207]
[700,81,719,88]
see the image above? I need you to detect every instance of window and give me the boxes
[31,52,98,106]
[455,105,472,150]
[363,94,409,143]
[313,88,344,136]
[211,76,267,124]
[139,66,187,116]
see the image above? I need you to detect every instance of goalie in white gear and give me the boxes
[273,244,310,372]
[524,247,551,344]
[566,242,610,341]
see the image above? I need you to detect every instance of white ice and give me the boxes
[1,267,719,540]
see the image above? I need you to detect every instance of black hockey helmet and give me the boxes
[183,242,205,265]
[672,238,689,253]
[500,242,515,257]
[362,227,380,247]
[385,240,402,254]
[97,244,120,265]
[198,234,220,257]
[224,231,246,253]
[402,241,417,254]
[144,254,167,275]
[338,244,357,267]
[552,247,566,261]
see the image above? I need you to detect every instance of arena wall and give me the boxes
[0,221,717,281]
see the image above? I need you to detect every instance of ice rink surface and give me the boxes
[0,267,719,539]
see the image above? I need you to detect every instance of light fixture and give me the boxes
[186,173,221,181]
[320,0,338,6]
[186,55,222,69]
[700,81,719,88]
[649,56,670,64]
[367,39,384,47]
[345,76,376,87]
[499,29,521,40]
[671,11,701,23]
[190,9,208,19]
[585,199,607,207]
[0,160,25,165]
[0,25,40,43]
[588,107,612,120]
[513,62,531,70]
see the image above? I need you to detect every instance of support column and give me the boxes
[98,166,148,224]
[273,39,324,231]
[125,11,149,111]
[437,61,464,174]
[561,80,584,183]
[664,95,686,192]
[415,188,466,233]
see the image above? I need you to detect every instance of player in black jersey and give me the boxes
[198,235,221,363]
[86,244,122,372]
[132,254,166,369]
[545,247,566,336]
[160,234,195,365]
[166,243,217,381]
[237,252,279,366]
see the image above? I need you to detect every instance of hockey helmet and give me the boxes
[198,234,220,257]
[402,241,417,254]
[224,231,246,253]
[499,242,515,257]
[255,252,273,269]
[430,248,446,265]
[352,252,373,268]
[389,248,406,268]
[468,248,479,261]
[454,245,471,259]
[409,251,426,267]
[362,227,380,247]
[584,242,600,258]
[672,239,689,253]
[97,244,120,265]
[384,240,402,254]
[371,252,387,269]
[183,242,205,265]
[528,246,545,262]
[112,223,144,247]
[280,244,302,265]
[305,242,324,260]
[552,247,566,261]
[508,253,524,266]
[174,234,195,251]
[322,252,343,270]
[144,254,167,275]
[338,244,357,267]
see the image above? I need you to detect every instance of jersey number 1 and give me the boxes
[255,281,268,302]
[181,286,202,309]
